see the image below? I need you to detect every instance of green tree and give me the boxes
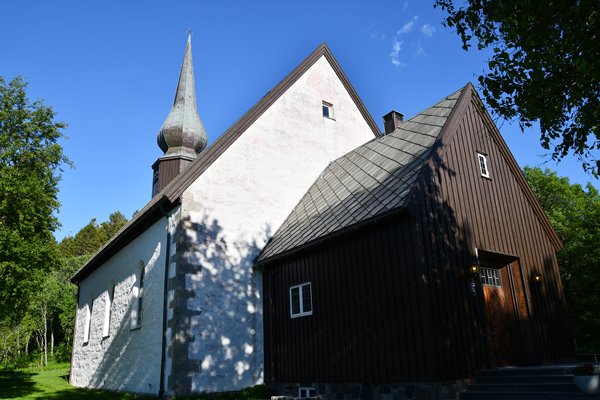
[100,211,128,241]
[0,76,69,321]
[524,166,600,352]
[58,211,128,258]
[435,0,600,175]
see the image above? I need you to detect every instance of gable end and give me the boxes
[161,43,381,203]
[469,92,562,250]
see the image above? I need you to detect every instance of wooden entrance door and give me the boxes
[481,266,514,366]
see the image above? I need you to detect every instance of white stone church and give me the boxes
[69,35,380,396]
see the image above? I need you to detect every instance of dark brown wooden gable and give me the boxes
[407,92,574,367]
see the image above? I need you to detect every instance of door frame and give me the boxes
[477,249,532,366]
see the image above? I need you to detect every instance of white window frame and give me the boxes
[290,282,313,318]
[130,264,145,330]
[83,303,92,344]
[298,387,316,398]
[477,152,490,178]
[322,101,334,120]
[480,267,501,287]
[102,285,114,338]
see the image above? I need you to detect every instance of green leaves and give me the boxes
[435,0,600,176]
[0,76,69,321]
[0,77,131,366]
[58,211,128,258]
[524,167,600,352]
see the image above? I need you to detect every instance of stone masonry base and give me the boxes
[270,381,468,400]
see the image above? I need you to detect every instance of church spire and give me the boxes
[157,32,208,158]
[152,33,208,197]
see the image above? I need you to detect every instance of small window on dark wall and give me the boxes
[290,282,312,318]
[322,101,334,119]
[299,387,316,398]
[477,152,490,178]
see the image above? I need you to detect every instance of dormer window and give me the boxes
[477,152,490,178]
[322,101,334,119]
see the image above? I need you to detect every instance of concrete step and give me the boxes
[467,383,581,393]
[460,391,598,400]
[475,374,575,384]
[477,366,575,377]
[459,365,599,399]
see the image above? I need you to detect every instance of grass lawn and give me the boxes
[0,363,146,399]
[0,363,272,399]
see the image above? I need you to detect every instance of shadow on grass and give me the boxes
[41,388,146,399]
[0,369,40,399]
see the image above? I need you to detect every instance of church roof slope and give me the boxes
[256,86,465,263]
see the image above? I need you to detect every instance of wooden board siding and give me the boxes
[264,214,440,384]
[152,157,191,197]
[427,95,574,365]
[262,94,574,384]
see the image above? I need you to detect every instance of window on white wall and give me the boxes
[83,303,92,344]
[102,285,114,338]
[477,152,490,178]
[322,101,334,119]
[290,282,312,318]
[130,264,145,330]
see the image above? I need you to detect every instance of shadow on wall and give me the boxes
[76,214,273,396]
[529,255,574,362]
[424,134,573,373]
[86,278,157,393]
[170,213,271,394]
[410,145,492,380]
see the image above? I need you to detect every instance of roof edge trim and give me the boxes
[70,196,176,284]
[255,207,410,267]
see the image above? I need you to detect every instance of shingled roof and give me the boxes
[256,86,465,263]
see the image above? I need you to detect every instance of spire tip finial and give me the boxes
[187,29,192,43]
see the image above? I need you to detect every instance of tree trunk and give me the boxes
[35,334,42,366]
[43,306,48,366]
[16,324,20,358]
[50,328,54,359]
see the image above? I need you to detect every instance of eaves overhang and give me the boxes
[254,207,411,269]
[70,195,178,284]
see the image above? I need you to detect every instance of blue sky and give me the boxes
[1,1,596,240]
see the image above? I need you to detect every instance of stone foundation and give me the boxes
[270,381,468,400]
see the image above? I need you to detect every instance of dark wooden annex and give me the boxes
[255,83,574,385]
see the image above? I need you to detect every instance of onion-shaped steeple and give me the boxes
[157,33,208,158]
[152,33,208,197]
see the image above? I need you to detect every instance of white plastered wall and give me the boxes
[70,212,176,395]
[180,55,375,392]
